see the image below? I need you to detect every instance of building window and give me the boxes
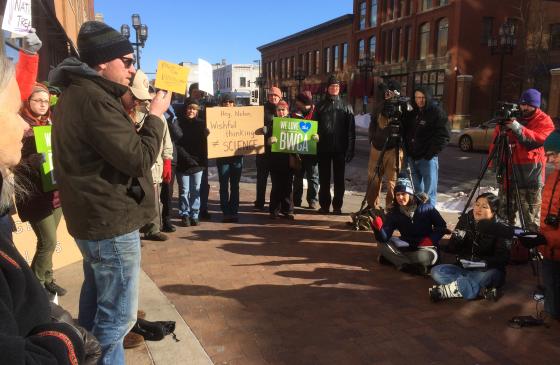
[418,22,430,60]
[420,0,431,11]
[381,31,387,63]
[551,23,560,50]
[407,0,412,15]
[395,28,401,61]
[436,18,448,57]
[324,47,331,73]
[370,0,377,27]
[308,51,313,75]
[359,1,366,30]
[387,29,393,63]
[357,39,365,60]
[369,36,376,60]
[240,77,246,87]
[404,25,412,60]
[315,50,320,74]
[286,57,291,78]
[440,0,449,5]
[333,45,339,71]
[388,0,394,20]
[481,17,494,45]
[398,0,405,18]
[414,70,445,102]
[298,54,303,68]
[274,60,278,79]
[304,52,309,75]
[342,43,348,68]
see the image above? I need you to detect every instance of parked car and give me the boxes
[457,118,499,152]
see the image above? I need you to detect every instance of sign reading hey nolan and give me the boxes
[206,106,265,159]
[154,60,190,95]
[271,117,318,155]
[1,0,32,35]
[33,125,56,192]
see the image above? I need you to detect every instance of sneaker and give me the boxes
[44,281,67,296]
[161,222,176,233]
[190,218,200,226]
[281,212,295,220]
[199,211,211,220]
[123,332,144,349]
[429,286,444,302]
[483,287,500,302]
[181,216,190,227]
[144,232,168,241]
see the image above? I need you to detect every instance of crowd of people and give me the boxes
[1,18,559,365]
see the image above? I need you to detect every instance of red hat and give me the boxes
[276,100,289,109]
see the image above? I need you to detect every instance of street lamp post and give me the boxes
[121,14,148,69]
[294,68,306,94]
[357,55,375,114]
[253,59,265,105]
[488,20,516,102]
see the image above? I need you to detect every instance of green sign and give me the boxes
[33,126,56,192]
[271,117,318,155]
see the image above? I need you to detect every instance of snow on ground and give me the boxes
[355,113,371,132]
[436,186,499,213]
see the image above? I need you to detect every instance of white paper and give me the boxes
[197,58,213,96]
[2,0,32,36]
[460,259,486,268]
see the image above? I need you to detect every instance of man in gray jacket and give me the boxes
[50,21,170,365]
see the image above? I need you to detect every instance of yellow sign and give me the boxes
[13,214,82,270]
[154,60,190,95]
[206,106,265,159]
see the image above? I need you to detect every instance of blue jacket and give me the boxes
[375,199,447,249]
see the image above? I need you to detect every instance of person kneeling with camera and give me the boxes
[370,177,447,275]
[430,193,511,302]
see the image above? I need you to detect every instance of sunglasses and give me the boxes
[119,56,136,69]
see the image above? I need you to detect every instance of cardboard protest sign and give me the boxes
[33,126,56,192]
[1,0,32,36]
[154,60,190,94]
[271,117,318,155]
[206,106,265,158]
[13,214,82,270]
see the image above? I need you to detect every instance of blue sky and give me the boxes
[95,0,353,74]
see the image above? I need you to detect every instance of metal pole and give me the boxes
[135,30,141,70]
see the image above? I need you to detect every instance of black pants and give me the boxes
[255,154,270,208]
[293,156,319,206]
[160,165,176,225]
[269,169,294,215]
[542,259,560,319]
[318,153,346,211]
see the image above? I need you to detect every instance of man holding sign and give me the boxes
[50,21,170,365]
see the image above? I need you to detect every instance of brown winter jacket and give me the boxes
[50,58,163,240]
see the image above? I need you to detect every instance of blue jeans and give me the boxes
[178,171,203,219]
[75,230,141,365]
[407,156,439,205]
[217,157,243,216]
[431,264,505,300]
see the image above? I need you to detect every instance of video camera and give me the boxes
[382,90,412,121]
[495,102,522,122]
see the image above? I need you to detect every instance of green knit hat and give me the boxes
[544,129,560,153]
[78,21,134,67]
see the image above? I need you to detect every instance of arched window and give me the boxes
[436,18,449,57]
[370,0,378,27]
[369,36,377,60]
[359,1,366,30]
[418,22,430,60]
[358,39,365,60]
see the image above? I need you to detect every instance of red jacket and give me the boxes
[489,109,555,188]
[539,170,560,261]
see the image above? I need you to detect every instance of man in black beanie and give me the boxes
[49,20,171,365]
[313,74,355,214]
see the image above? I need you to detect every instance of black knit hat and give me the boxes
[327,74,340,86]
[78,21,134,67]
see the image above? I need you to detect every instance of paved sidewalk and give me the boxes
[139,181,560,365]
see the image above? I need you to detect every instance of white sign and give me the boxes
[198,58,214,96]
[2,0,32,36]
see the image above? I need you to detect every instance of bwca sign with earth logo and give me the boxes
[271,117,318,155]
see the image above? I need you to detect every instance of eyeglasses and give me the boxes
[119,56,136,69]
[30,99,50,105]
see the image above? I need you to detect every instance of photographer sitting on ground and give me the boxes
[370,177,447,275]
[429,193,511,302]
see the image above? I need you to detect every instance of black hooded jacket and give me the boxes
[313,95,356,156]
[403,86,450,160]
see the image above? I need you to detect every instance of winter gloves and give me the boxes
[21,29,42,55]
[162,159,172,184]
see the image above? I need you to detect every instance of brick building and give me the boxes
[257,14,353,104]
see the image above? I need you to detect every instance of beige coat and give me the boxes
[136,110,174,184]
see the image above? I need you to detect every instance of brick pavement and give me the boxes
[141,182,560,365]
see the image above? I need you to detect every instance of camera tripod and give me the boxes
[349,116,412,230]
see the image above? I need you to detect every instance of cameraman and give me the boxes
[403,87,450,206]
[489,89,555,232]
[366,80,405,212]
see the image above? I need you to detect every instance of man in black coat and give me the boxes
[314,75,356,214]
[403,86,450,206]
